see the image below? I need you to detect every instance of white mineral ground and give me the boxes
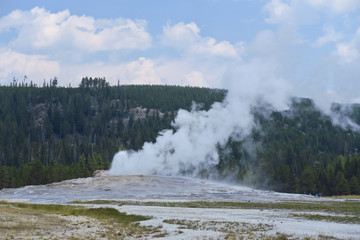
[0,175,359,239]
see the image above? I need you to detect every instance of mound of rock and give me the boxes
[92,170,109,177]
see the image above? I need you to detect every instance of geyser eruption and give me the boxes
[109,61,291,176]
[109,100,250,176]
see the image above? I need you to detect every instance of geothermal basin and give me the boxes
[0,175,359,239]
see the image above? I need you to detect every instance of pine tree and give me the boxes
[334,172,351,195]
[300,166,318,195]
[349,176,360,195]
[27,159,46,185]
[0,165,11,189]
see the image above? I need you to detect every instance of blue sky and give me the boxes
[1,0,360,107]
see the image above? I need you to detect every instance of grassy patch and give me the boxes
[0,203,101,239]
[72,199,121,205]
[73,199,360,216]
[1,201,149,224]
[0,201,163,240]
[163,219,272,234]
[317,234,343,240]
[291,213,360,224]
[152,232,168,238]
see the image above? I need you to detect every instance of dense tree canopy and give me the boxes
[0,78,225,188]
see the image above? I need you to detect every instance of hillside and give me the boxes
[218,98,360,195]
[0,78,225,189]
[0,79,359,196]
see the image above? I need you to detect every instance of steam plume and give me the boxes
[109,61,292,176]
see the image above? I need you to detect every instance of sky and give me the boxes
[1,0,360,107]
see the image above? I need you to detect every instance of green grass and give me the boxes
[0,201,149,224]
[72,199,360,216]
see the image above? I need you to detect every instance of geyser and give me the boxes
[109,101,250,176]
[109,61,291,176]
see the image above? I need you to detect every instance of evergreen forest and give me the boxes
[0,77,359,196]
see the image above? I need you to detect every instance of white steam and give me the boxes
[329,104,360,132]
[109,60,291,176]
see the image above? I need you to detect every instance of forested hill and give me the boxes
[0,78,359,196]
[219,98,360,196]
[0,78,225,188]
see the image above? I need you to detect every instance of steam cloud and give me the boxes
[109,61,292,176]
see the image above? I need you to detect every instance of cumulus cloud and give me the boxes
[61,57,162,86]
[264,0,292,24]
[162,22,241,58]
[121,57,162,85]
[162,22,200,46]
[0,49,60,84]
[0,7,152,52]
[61,55,229,88]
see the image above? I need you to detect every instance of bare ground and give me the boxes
[0,204,108,240]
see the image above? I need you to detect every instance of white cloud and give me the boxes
[61,56,228,88]
[185,71,207,87]
[156,58,227,88]
[334,28,360,63]
[315,25,342,47]
[2,3,360,111]
[0,7,152,52]
[122,57,162,85]
[0,49,60,84]
[197,38,240,58]
[264,0,292,24]
[260,0,360,108]
[61,57,163,86]
[162,22,200,47]
[0,9,31,30]
[162,22,241,58]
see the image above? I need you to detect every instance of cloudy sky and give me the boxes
[1,0,360,105]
